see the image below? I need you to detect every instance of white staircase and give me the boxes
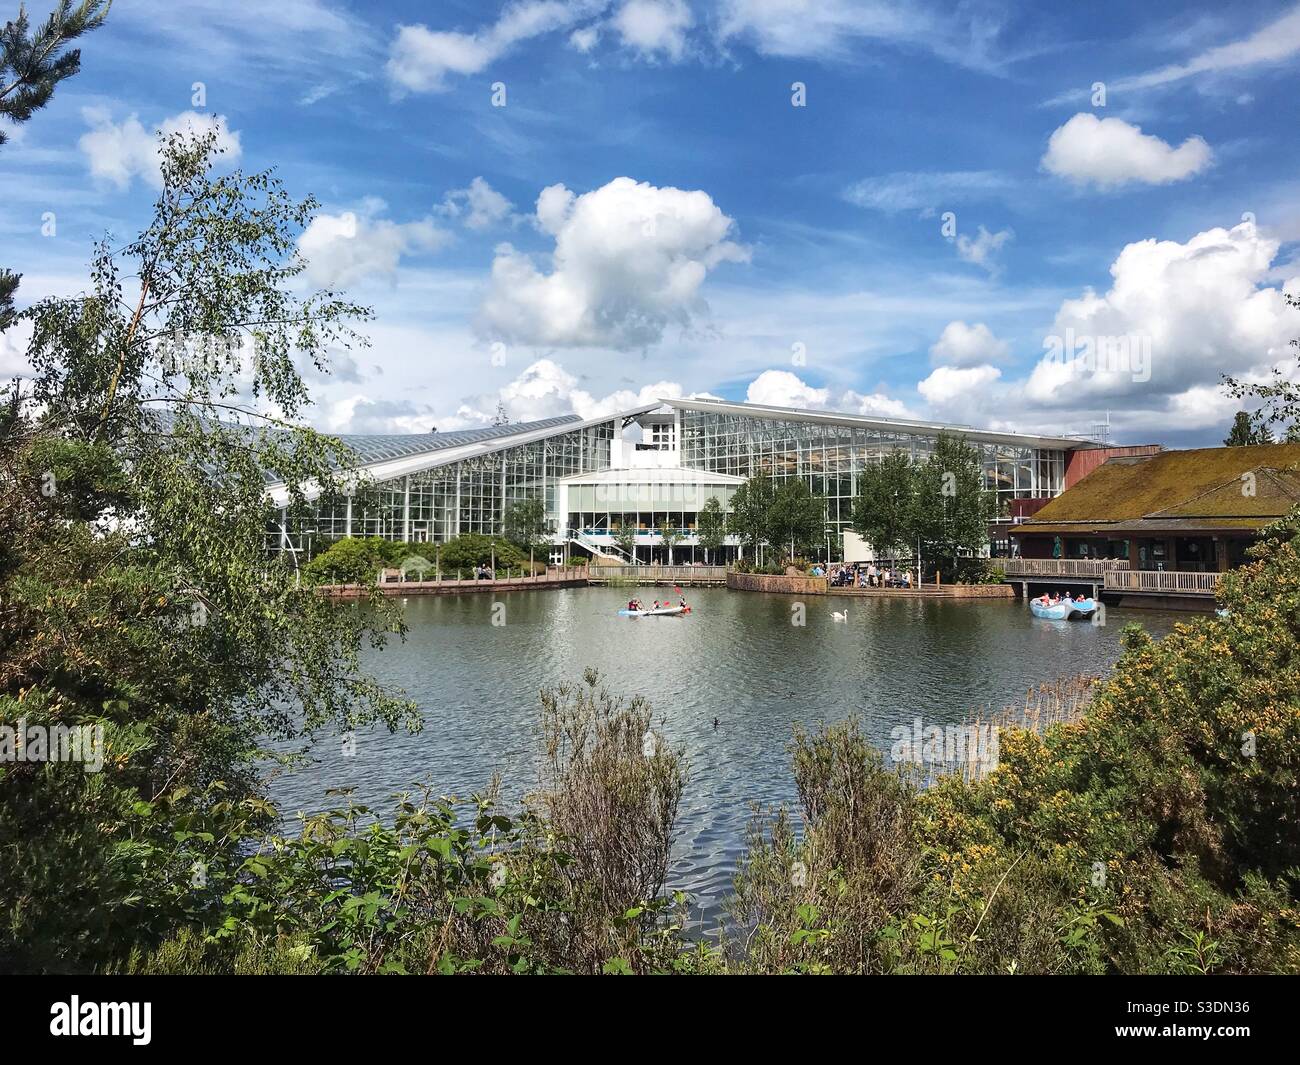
[571,532,634,564]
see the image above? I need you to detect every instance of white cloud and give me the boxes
[478,176,749,348]
[929,321,1009,366]
[387,1,605,93]
[1041,113,1212,190]
[1023,220,1300,406]
[570,25,600,52]
[78,108,242,191]
[746,368,830,408]
[440,358,690,428]
[297,202,450,288]
[441,177,517,230]
[1114,5,1300,92]
[745,369,913,419]
[717,0,1005,70]
[843,170,1012,213]
[0,318,34,378]
[325,394,438,435]
[114,0,378,80]
[955,225,1012,271]
[917,364,1002,409]
[613,0,692,59]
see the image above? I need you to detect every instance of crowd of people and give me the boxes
[811,562,915,588]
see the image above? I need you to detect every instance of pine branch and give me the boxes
[0,0,112,144]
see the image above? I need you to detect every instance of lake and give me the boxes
[268,586,1186,923]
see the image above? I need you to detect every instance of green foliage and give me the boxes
[727,472,775,558]
[436,532,524,571]
[696,495,727,562]
[301,538,387,587]
[1223,410,1274,446]
[612,523,638,560]
[1223,296,1300,440]
[911,433,992,576]
[50,670,711,976]
[503,497,548,554]
[728,473,828,564]
[302,536,394,585]
[657,516,684,560]
[1,1,111,327]
[0,1,111,146]
[851,448,915,556]
[733,508,1300,973]
[0,134,416,972]
[768,478,827,558]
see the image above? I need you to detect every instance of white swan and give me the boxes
[831,608,848,622]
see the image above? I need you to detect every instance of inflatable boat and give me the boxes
[1029,596,1097,620]
[618,605,689,618]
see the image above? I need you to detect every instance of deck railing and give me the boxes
[1001,558,1130,578]
[1103,569,1220,596]
[379,567,585,586]
[588,564,727,584]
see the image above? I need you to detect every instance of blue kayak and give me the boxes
[1030,597,1097,620]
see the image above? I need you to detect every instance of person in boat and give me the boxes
[628,598,638,611]
[678,595,687,609]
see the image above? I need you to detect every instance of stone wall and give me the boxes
[726,571,829,595]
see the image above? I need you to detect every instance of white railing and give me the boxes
[571,531,633,563]
[1103,569,1220,596]
[1002,558,1130,578]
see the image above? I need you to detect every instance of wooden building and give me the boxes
[1005,443,1300,608]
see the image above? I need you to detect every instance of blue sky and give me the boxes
[3,0,1299,446]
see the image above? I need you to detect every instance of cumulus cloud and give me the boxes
[1023,220,1299,407]
[917,364,1002,410]
[955,225,1013,271]
[745,369,914,419]
[298,200,450,287]
[478,176,749,348]
[78,108,242,190]
[613,0,692,59]
[386,1,605,93]
[325,394,438,435]
[1041,113,1212,190]
[441,176,516,230]
[929,320,1010,366]
[438,358,692,428]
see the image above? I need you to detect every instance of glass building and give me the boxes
[268,398,1089,562]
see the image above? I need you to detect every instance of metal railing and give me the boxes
[1103,569,1220,596]
[1001,558,1130,578]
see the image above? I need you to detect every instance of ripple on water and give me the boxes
[268,586,1186,922]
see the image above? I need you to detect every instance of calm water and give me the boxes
[268,587,1186,917]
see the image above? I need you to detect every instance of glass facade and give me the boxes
[275,404,1070,557]
[678,408,1065,542]
[566,479,739,536]
[282,420,614,553]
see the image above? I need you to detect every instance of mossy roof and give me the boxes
[1011,443,1300,535]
